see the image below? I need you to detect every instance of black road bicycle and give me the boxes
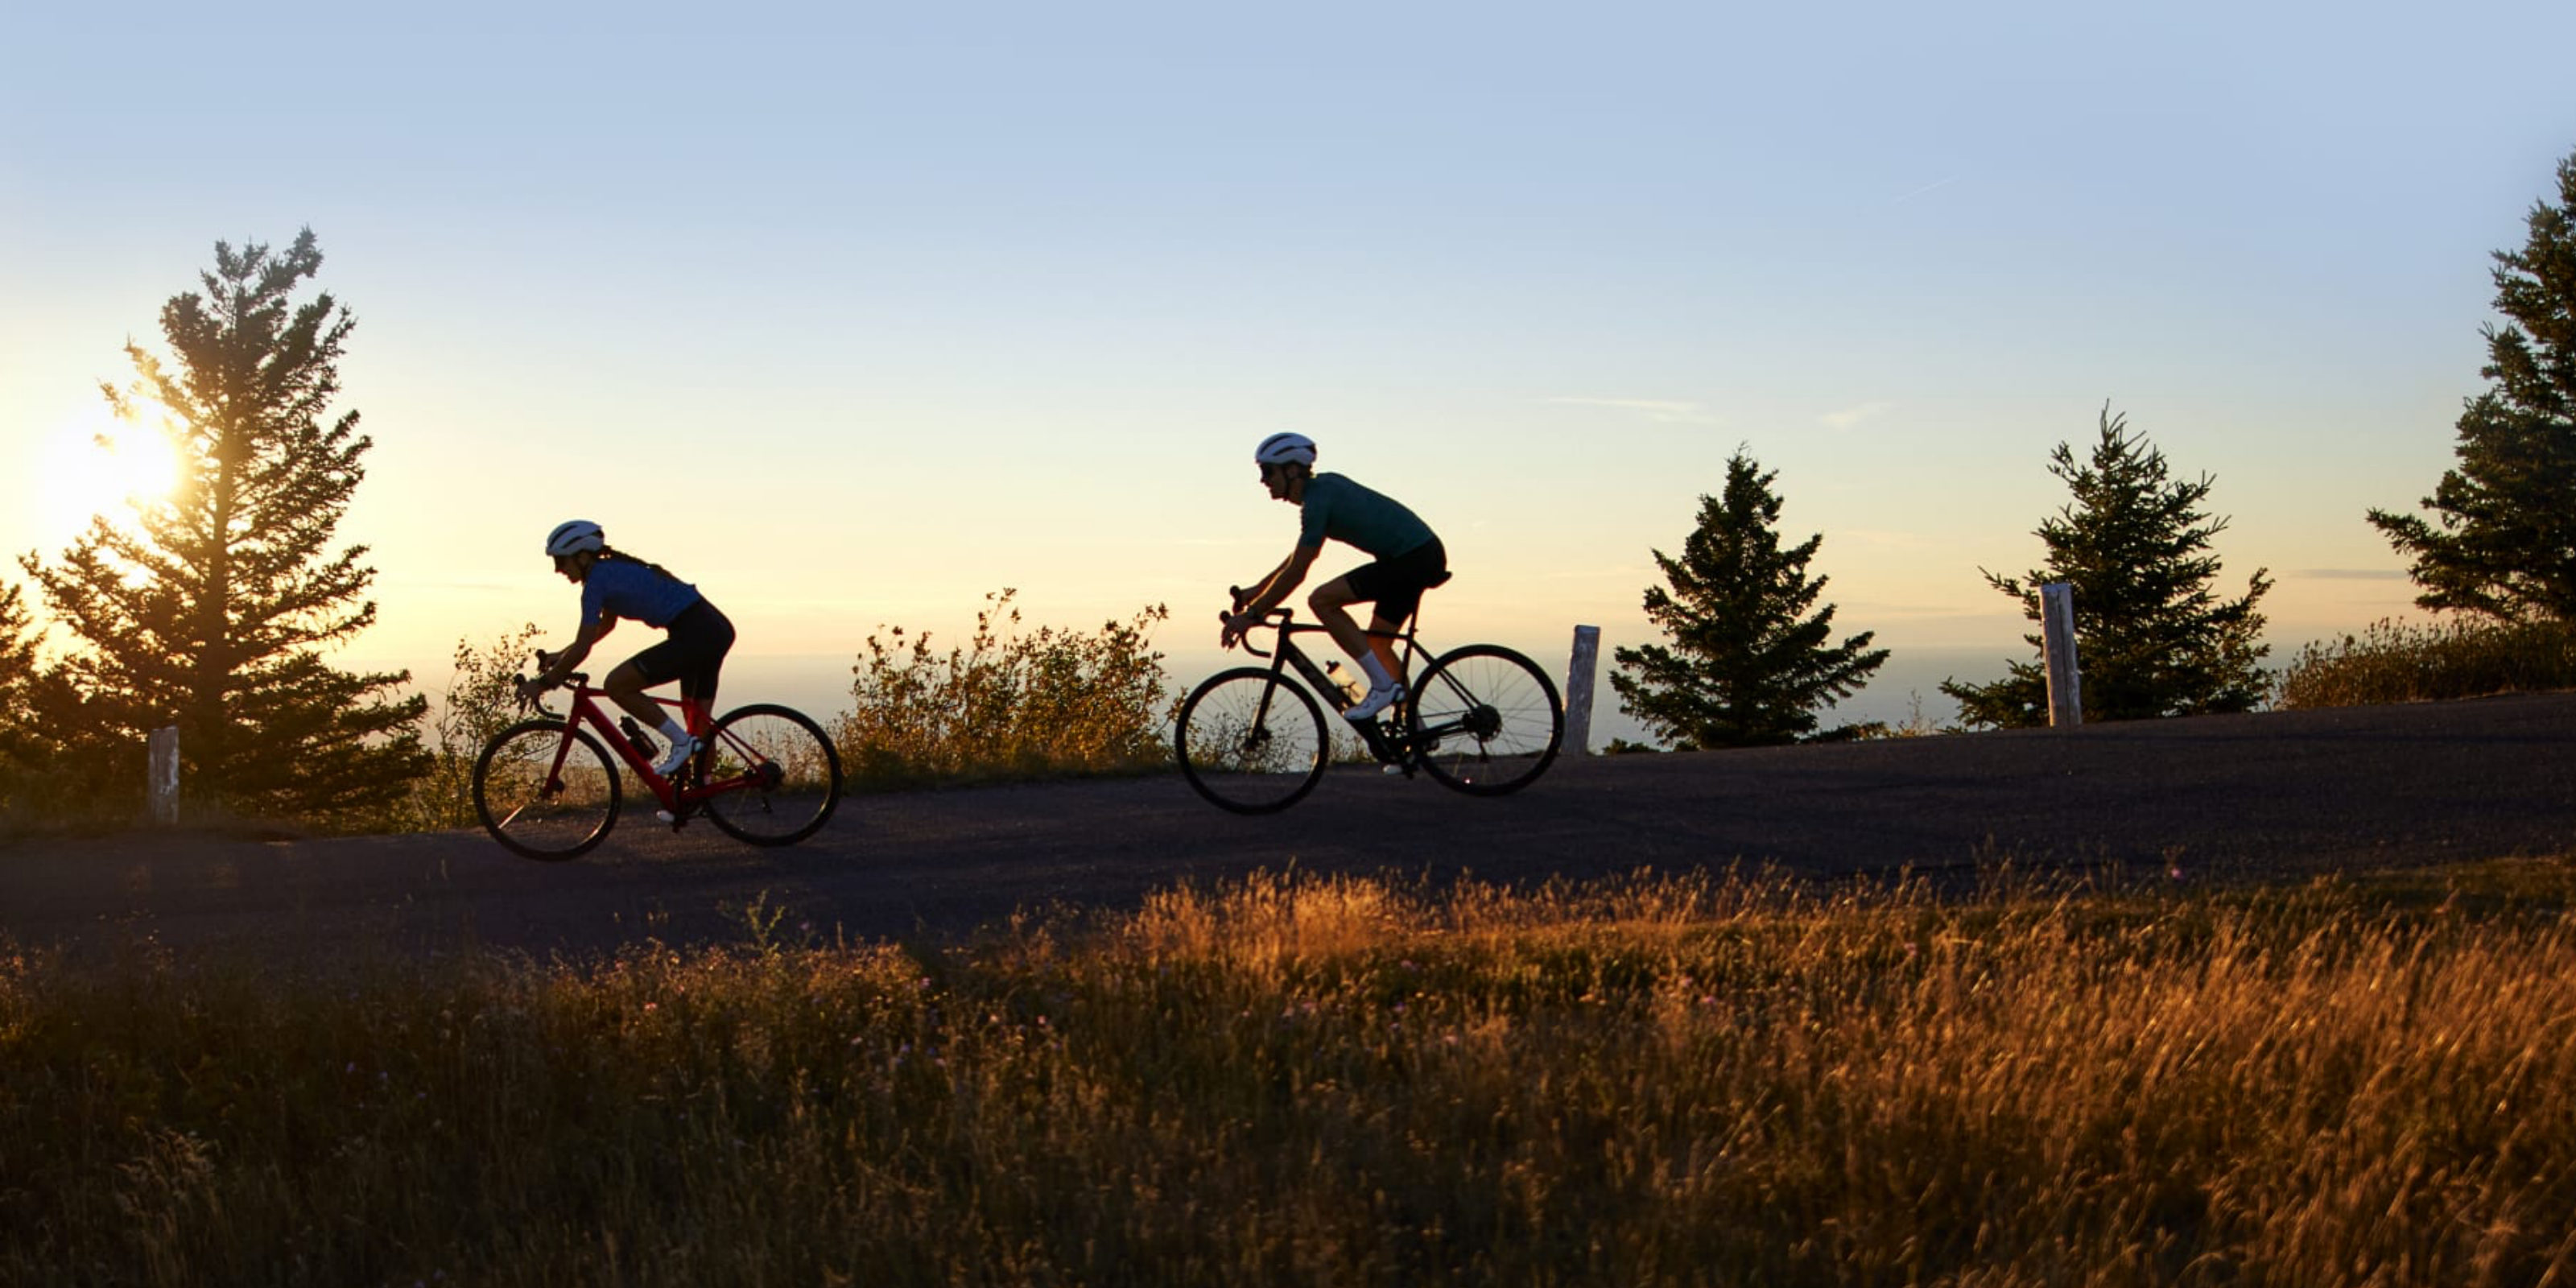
[1174,592,1564,814]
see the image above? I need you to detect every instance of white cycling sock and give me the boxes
[1358,654,1396,689]
[657,716,690,745]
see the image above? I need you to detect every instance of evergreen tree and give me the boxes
[0,581,30,688]
[1942,407,2273,728]
[0,581,122,823]
[0,580,34,774]
[2368,147,2576,621]
[20,231,427,820]
[1612,449,1889,749]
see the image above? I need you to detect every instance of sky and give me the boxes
[5,0,2574,737]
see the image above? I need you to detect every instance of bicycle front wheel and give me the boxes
[1175,668,1331,814]
[473,720,623,861]
[700,704,844,846]
[1408,644,1563,796]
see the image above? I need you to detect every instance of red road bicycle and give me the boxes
[471,653,844,861]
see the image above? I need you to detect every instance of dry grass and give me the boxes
[5,863,2576,1286]
[2277,616,2576,708]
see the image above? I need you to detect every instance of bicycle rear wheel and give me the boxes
[473,720,623,861]
[1407,643,1563,795]
[700,704,844,846]
[1176,668,1331,814]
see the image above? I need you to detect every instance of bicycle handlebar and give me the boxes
[518,648,590,711]
[1219,588,1298,659]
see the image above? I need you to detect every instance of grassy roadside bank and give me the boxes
[5,862,2574,1286]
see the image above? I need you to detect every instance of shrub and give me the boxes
[2274,616,2576,708]
[833,589,1170,789]
[358,625,543,832]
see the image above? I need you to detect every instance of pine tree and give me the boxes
[1611,449,1889,749]
[0,580,34,774]
[0,580,121,824]
[19,231,427,820]
[2368,147,2576,621]
[1942,407,2273,728]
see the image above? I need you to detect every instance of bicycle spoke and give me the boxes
[1409,645,1563,795]
[1177,670,1331,813]
[700,704,842,846]
[473,720,622,861]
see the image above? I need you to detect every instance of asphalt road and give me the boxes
[6,693,2574,963]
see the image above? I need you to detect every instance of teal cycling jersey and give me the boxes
[1297,473,1436,558]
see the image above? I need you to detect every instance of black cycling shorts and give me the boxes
[625,600,737,704]
[1340,536,1448,626]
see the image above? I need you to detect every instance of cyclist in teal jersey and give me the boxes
[1222,432,1448,720]
[515,520,737,777]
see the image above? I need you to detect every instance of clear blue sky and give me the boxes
[6,0,2573,729]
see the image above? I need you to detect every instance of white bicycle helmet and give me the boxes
[545,519,605,558]
[1254,431,1316,467]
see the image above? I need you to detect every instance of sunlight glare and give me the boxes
[35,406,179,542]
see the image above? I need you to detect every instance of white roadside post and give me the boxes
[1565,625,1600,755]
[147,725,180,825]
[2041,582,2083,728]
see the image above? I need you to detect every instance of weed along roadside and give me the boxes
[4,862,2575,1284]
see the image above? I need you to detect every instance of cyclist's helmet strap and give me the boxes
[546,520,606,558]
[1254,432,1316,467]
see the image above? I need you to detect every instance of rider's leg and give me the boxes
[1365,612,1406,680]
[1307,579,1382,678]
[604,661,683,737]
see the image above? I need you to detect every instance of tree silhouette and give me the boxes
[2369,147,2576,621]
[0,580,34,778]
[21,231,427,820]
[1612,448,1889,748]
[1943,407,2273,728]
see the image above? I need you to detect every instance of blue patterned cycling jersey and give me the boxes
[1296,473,1436,558]
[577,557,703,631]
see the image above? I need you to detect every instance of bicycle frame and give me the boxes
[537,678,759,813]
[1232,609,1435,769]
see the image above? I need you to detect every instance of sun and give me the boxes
[35,405,181,542]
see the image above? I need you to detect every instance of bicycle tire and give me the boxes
[1407,643,1563,796]
[700,704,844,846]
[473,719,623,861]
[1176,667,1331,814]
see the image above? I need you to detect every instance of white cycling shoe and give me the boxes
[1344,681,1405,721]
[652,734,701,778]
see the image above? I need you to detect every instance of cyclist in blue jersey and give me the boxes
[1222,432,1448,720]
[515,520,737,777]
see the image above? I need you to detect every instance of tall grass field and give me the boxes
[5,862,2574,1286]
